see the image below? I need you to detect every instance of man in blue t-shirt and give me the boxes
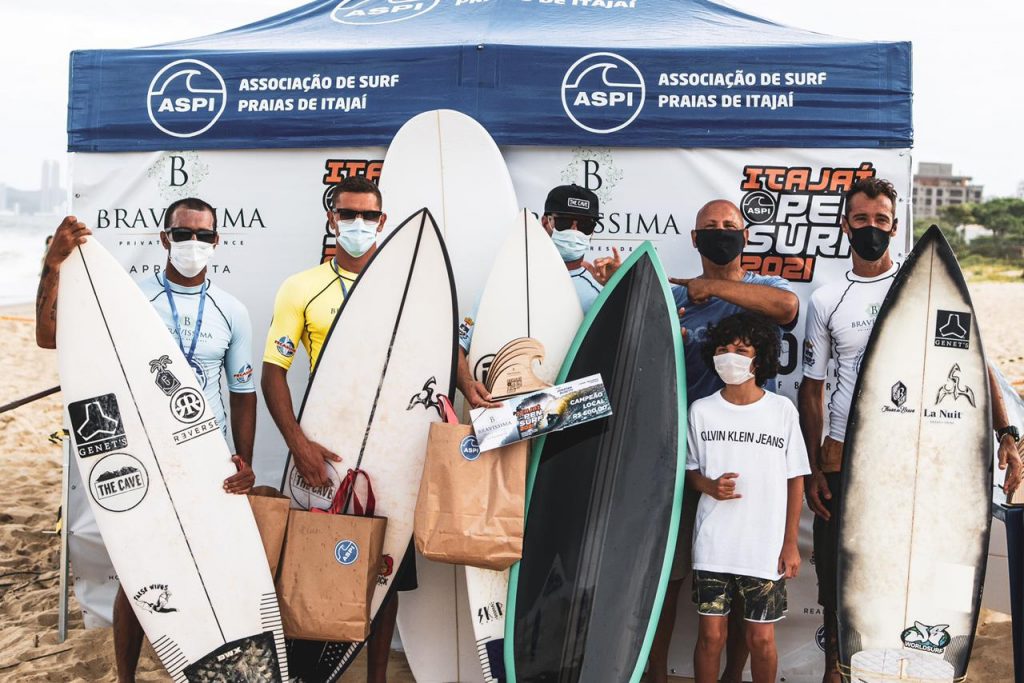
[647,199,799,683]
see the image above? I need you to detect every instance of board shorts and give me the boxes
[394,541,418,592]
[692,570,788,623]
[812,461,843,611]
[670,486,700,581]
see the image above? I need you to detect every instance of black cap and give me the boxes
[544,184,600,219]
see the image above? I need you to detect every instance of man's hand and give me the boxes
[224,455,255,495]
[669,277,717,305]
[290,434,342,489]
[591,247,622,285]
[708,472,741,501]
[46,216,91,268]
[998,436,1022,498]
[778,542,801,579]
[677,307,688,342]
[805,470,832,520]
[463,379,501,409]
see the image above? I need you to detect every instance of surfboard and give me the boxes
[838,225,992,681]
[279,208,457,682]
[378,108,516,323]
[380,109,518,683]
[464,209,584,682]
[56,239,286,682]
[505,242,685,683]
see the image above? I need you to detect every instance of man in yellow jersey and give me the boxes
[261,176,409,683]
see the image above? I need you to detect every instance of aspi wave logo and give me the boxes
[331,0,440,25]
[147,60,227,139]
[561,52,645,135]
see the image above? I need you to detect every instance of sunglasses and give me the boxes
[166,227,217,243]
[551,214,597,236]
[332,208,383,222]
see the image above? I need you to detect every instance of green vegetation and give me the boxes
[915,197,1024,282]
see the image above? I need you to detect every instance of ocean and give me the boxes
[0,215,60,307]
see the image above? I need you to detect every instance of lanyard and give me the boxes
[162,275,207,366]
[330,259,351,299]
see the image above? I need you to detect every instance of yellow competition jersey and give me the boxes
[263,260,357,373]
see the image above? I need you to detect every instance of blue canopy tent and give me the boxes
[67,0,911,152]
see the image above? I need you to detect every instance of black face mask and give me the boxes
[695,229,745,266]
[848,226,891,261]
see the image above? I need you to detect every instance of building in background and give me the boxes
[912,162,983,219]
[0,160,66,215]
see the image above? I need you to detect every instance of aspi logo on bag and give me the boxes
[460,435,481,462]
[335,539,360,565]
[562,52,646,134]
[331,0,440,25]
[147,60,227,139]
[901,621,951,654]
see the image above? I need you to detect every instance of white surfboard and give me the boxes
[381,109,519,683]
[279,208,457,681]
[378,108,517,323]
[57,239,286,681]
[838,226,992,679]
[465,210,584,682]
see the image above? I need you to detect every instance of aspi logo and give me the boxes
[741,191,777,225]
[460,435,481,462]
[561,52,645,134]
[331,0,440,25]
[901,621,951,654]
[335,539,360,565]
[147,60,227,139]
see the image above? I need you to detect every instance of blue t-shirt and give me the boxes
[140,274,255,436]
[673,271,794,405]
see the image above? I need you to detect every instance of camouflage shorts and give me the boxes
[692,570,787,623]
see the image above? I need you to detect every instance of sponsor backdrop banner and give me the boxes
[67,1,911,152]
[69,146,911,679]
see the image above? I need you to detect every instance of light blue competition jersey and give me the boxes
[458,264,603,351]
[139,274,256,436]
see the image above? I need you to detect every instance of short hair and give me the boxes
[844,177,897,218]
[701,312,780,387]
[165,197,217,229]
[331,176,382,209]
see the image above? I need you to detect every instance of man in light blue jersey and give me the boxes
[457,184,617,408]
[36,199,257,683]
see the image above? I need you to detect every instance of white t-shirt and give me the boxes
[686,390,810,580]
[801,262,900,443]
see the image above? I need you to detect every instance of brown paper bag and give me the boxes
[414,420,527,570]
[275,470,387,642]
[247,487,291,576]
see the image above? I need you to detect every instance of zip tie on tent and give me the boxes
[48,429,67,446]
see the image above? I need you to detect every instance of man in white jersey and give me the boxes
[457,184,616,408]
[36,199,256,683]
[798,177,1022,683]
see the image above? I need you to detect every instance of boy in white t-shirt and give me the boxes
[685,312,810,683]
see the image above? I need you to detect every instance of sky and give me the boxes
[1,0,1022,197]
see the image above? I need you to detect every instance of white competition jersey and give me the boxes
[802,262,900,443]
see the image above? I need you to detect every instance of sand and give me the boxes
[1,280,1021,682]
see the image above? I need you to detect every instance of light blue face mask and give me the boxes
[551,229,591,262]
[336,217,377,257]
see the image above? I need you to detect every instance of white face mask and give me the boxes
[336,217,377,258]
[713,352,756,386]
[169,239,214,278]
[551,229,591,262]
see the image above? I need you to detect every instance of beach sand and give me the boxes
[1,282,1021,682]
